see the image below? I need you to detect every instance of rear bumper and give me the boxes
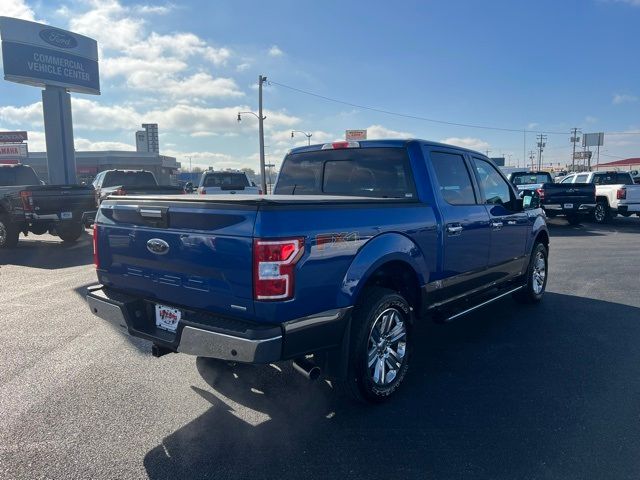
[543,203,595,213]
[618,204,640,214]
[86,285,350,363]
[26,210,97,224]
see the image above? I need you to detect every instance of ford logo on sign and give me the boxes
[39,29,78,49]
[147,238,170,255]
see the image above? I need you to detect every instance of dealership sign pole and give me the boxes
[0,16,100,184]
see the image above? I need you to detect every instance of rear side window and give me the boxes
[203,172,249,188]
[103,171,156,187]
[274,148,416,198]
[0,166,40,186]
[594,173,632,185]
[429,152,476,205]
[574,174,589,183]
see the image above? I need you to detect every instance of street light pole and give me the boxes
[258,75,267,195]
[291,130,313,145]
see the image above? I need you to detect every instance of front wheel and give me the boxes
[513,242,548,304]
[342,287,412,403]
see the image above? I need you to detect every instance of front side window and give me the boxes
[429,152,477,205]
[472,158,514,208]
[561,175,575,184]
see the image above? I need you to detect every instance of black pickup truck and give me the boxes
[506,171,595,225]
[92,170,184,205]
[0,164,96,248]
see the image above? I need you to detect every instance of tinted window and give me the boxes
[274,148,416,198]
[429,152,476,205]
[0,166,40,186]
[203,172,249,187]
[473,158,514,207]
[103,171,157,187]
[511,173,552,185]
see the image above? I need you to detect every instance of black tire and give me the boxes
[593,201,611,224]
[566,214,581,226]
[57,222,84,244]
[342,287,412,403]
[513,242,548,304]
[0,215,19,248]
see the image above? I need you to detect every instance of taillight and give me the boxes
[321,141,360,150]
[93,223,100,269]
[258,189,263,195]
[536,188,545,200]
[617,187,626,200]
[253,238,304,300]
[20,190,34,212]
[115,187,126,195]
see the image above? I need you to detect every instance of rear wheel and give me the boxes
[57,222,84,244]
[513,242,548,304]
[593,201,611,224]
[342,287,412,403]
[566,214,581,226]
[0,215,19,248]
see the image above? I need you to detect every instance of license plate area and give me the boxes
[155,304,182,332]
[563,203,574,209]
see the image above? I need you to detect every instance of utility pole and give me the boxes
[528,150,536,171]
[536,134,547,171]
[485,149,491,157]
[570,127,580,173]
[258,75,267,195]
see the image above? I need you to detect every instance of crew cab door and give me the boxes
[427,149,491,301]
[470,157,529,282]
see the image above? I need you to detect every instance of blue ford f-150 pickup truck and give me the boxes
[87,139,548,403]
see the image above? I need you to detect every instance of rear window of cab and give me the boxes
[274,147,417,199]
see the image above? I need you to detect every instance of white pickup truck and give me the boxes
[560,171,639,223]
[196,170,261,195]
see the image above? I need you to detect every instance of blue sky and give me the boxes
[1,0,639,170]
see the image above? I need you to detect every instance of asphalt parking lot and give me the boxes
[1,217,639,480]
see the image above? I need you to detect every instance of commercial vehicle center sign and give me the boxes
[0,17,100,95]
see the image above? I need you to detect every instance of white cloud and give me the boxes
[0,102,43,126]
[236,63,251,72]
[190,131,218,138]
[135,4,174,14]
[612,93,638,105]
[270,129,333,147]
[585,116,598,124]
[365,125,414,139]
[268,45,284,57]
[441,137,490,151]
[0,0,38,20]
[75,138,135,151]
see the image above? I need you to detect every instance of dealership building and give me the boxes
[24,150,181,185]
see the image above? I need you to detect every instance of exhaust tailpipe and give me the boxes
[293,357,321,381]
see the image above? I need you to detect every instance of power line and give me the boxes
[268,80,569,135]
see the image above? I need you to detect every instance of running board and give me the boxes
[444,285,525,322]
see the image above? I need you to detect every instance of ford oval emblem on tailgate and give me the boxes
[147,238,170,255]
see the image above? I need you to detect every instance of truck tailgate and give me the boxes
[28,185,96,217]
[95,198,257,318]
[542,183,595,204]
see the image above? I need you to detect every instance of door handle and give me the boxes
[491,221,503,230]
[446,224,463,235]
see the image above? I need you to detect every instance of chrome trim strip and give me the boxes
[446,286,524,322]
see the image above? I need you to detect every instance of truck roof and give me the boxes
[288,139,491,157]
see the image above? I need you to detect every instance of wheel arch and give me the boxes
[339,233,428,316]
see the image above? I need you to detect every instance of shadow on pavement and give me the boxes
[0,231,93,269]
[143,293,640,480]
[547,215,639,237]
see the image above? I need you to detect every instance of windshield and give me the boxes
[0,166,40,186]
[274,147,416,198]
[103,171,157,187]
[511,173,552,185]
[203,172,249,187]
